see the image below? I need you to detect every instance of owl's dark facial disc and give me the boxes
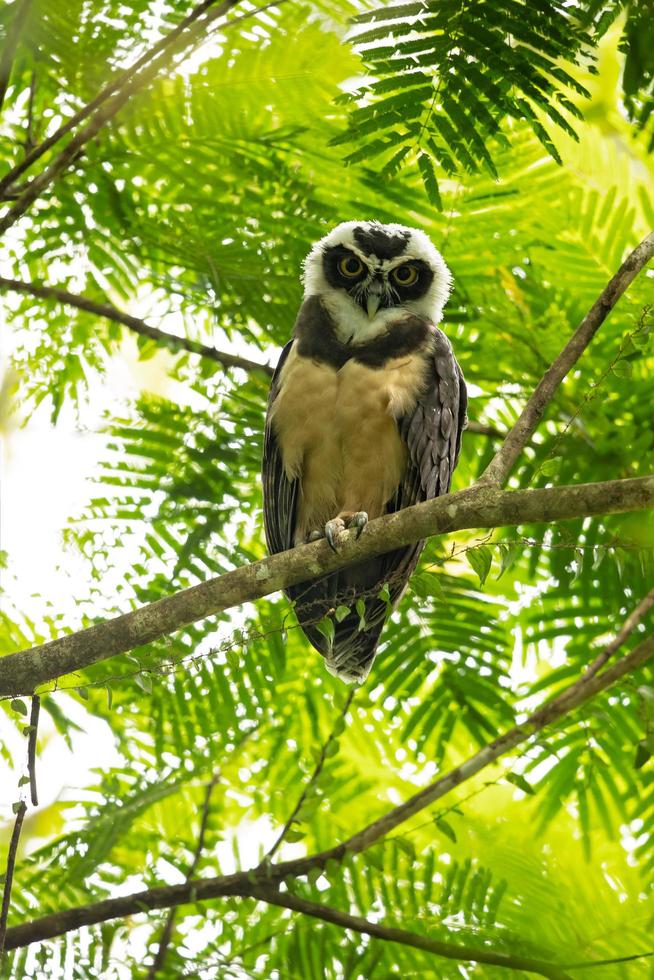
[322,244,433,313]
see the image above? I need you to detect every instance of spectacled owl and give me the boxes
[262,220,467,683]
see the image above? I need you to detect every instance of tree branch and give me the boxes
[265,690,355,861]
[0,801,26,958]
[243,885,573,980]
[146,767,221,979]
[4,627,653,958]
[0,0,270,235]
[0,275,274,376]
[478,231,654,486]
[0,0,221,198]
[1,475,652,698]
[0,0,34,114]
[585,584,654,679]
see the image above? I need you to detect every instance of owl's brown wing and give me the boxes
[262,340,298,555]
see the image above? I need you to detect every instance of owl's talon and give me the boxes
[308,530,323,542]
[347,511,368,538]
[325,518,345,551]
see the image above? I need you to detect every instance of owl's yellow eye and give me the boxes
[392,264,418,286]
[338,255,364,278]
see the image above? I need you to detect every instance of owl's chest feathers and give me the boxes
[270,341,431,535]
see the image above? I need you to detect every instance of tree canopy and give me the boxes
[0,1,654,977]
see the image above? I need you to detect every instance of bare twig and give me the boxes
[585,585,654,679]
[0,276,273,376]
[4,632,654,955]
[0,0,34,113]
[265,690,355,861]
[27,695,40,807]
[245,885,573,980]
[478,232,654,487]
[0,801,27,958]
[146,768,221,979]
[1,474,652,698]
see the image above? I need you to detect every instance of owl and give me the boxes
[262,220,467,683]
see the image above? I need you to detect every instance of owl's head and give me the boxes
[302,220,452,339]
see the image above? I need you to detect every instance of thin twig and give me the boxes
[478,231,654,487]
[585,585,654,679]
[146,767,222,979]
[0,276,273,376]
[23,70,36,154]
[4,632,654,953]
[27,695,40,807]
[0,801,27,958]
[0,0,34,114]
[265,690,355,861]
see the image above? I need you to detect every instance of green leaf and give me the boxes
[436,818,457,843]
[334,604,350,623]
[540,457,561,477]
[10,699,28,716]
[316,616,335,645]
[635,740,652,770]
[612,359,633,378]
[506,772,535,796]
[467,546,493,588]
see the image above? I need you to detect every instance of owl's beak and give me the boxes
[366,285,382,320]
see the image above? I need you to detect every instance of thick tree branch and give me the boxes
[0,275,274,376]
[5,628,653,958]
[1,475,652,697]
[479,232,654,486]
[0,0,264,235]
[0,0,34,113]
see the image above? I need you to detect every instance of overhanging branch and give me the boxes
[0,275,274,376]
[1,475,653,697]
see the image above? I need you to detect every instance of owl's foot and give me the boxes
[346,511,368,538]
[324,512,369,550]
[307,530,323,542]
[324,517,346,551]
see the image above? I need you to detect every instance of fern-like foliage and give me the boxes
[337,0,598,204]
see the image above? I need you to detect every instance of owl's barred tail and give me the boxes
[287,576,388,684]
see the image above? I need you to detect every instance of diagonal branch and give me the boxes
[146,767,221,979]
[0,274,503,427]
[244,885,573,980]
[1,475,653,698]
[0,0,34,114]
[0,0,223,199]
[4,627,653,956]
[585,584,654,679]
[0,0,285,235]
[0,801,27,958]
[0,275,274,376]
[478,231,654,486]
[265,690,355,861]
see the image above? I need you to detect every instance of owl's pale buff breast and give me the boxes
[270,345,429,543]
